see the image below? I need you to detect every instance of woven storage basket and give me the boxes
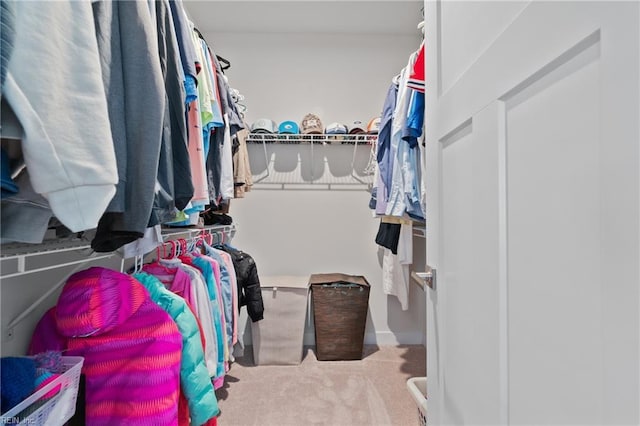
[310,273,370,361]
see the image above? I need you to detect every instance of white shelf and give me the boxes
[247,133,377,145]
[0,225,236,278]
[2,223,238,340]
[247,134,377,188]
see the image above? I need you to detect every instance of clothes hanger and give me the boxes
[168,240,177,259]
[216,55,231,71]
[179,238,189,257]
[192,26,231,71]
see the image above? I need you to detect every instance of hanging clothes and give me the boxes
[168,0,198,104]
[91,0,166,252]
[187,99,211,206]
[199,254,231,370]
[203,245,239,351]
[386,51,418,218]
[180,255,227,389]
[144,261,218,378]
[134,272,219,426]
[373,80,399,216]
[407,42,425,93]
[4,1,118,233]
[2,0,251,246]
[218,245,265,323]
[233,127,254,198]
[153,0,193,215]
[372,41,426,310]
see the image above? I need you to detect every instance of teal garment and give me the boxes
[190,256,226,380]
[133,273,219,425]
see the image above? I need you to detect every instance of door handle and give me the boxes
[411,266,436,290]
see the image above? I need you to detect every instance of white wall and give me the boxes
[206,30,427,346]
[1,255,125,356]
[207,31,421,127]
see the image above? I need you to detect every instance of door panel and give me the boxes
[440,0,530,94]
[440,105,504,425]
[425,1,639,424]
[506,50,602,424]
[436,2,618,138]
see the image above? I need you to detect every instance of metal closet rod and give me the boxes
[149,225,235,264]
[161,224,236,242]
[5,224,236,336]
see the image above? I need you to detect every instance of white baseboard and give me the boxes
[241,330,425,347]
[364,331,426,345]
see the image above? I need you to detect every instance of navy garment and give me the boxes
[1,357,36,414]
[375,222,402,255]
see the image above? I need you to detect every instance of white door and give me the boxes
[425,1,639,424]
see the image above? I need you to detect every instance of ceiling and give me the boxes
[183,1,423,35]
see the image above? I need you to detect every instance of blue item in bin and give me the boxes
[1,357,36,413]
[1,147,19,198]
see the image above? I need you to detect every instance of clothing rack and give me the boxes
[3,224,237,340]
[130,224,236,271]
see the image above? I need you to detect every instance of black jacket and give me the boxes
[221,245,264,322]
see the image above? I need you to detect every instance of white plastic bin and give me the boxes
[407,376,427,426]
[251,276,310,365]
[2,356,84,426]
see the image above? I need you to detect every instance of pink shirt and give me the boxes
[143,262,195,310]
[187,100,209,204]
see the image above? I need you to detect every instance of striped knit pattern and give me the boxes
[31,267,182,426]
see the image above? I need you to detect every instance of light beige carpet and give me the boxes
[215,345,426,426]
